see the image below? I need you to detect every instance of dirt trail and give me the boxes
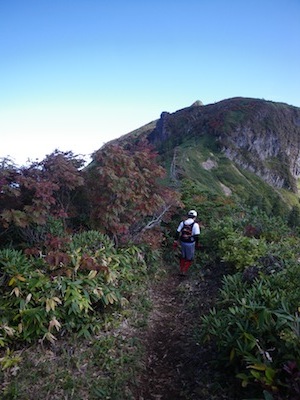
[134,264,239,400]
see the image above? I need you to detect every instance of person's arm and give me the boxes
[193,223,201,247]
[173,222,183,247]
[175,221,184,239]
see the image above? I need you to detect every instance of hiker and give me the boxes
[173,210,200,275]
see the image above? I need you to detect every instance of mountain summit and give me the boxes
[143,97,300,193]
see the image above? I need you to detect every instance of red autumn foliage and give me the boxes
[45,251,71,268]
[0,143,181,249]
[79,254,108,273]
[45,234,71,251]
[85,139,182,243]
[0,151,85,231]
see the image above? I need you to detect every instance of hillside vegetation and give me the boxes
[1,97,300,399]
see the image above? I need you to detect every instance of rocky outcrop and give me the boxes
[219,104,300,191]
[147,97,300,193]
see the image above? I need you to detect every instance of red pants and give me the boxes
[180,258,192,273]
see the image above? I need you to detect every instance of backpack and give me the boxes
[180,222,194,242]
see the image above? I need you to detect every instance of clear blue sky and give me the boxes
[1,0,299,166]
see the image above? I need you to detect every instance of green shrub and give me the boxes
[219,232,268,270]
[0,231,152,347]
[200,270,300,397]
[69,230,114,254]
[239,208,290,242]
[200,216,236,262]
[270,262,300,311]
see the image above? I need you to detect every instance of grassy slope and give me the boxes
[160,133,297,214]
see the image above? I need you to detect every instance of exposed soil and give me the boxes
[134,263,244,400]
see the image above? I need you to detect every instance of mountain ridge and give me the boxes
[112,97,299,192]
[102,96,300,212]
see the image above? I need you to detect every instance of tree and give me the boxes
[37,150,85,227]
[85,139,181,245]
[0,151,85,247]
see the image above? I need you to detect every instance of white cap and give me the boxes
[188,210,197,217]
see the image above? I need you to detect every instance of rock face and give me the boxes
[219,103,300,192]
[191,100,204,107]
[147,97,300,192]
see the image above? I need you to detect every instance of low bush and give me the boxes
[219,232,268,270]
[0,231,152,347]
[200,267,300,398]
